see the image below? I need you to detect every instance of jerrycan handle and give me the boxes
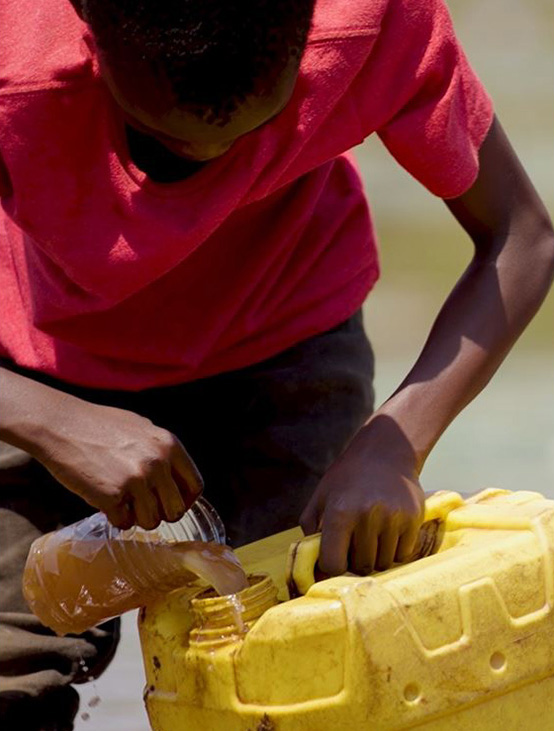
[286,490,464,598]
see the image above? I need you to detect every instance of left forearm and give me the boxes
[304,116,553,576]
[373,225,554,471]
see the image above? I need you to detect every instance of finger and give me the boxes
[395,521,420,563]
[169,438,203,507]
[153,461,187,523]
[350,520,379,575]
[318,508,356,576]
[375,524,399,572]
[130,481,162,530]
[105,500,135,531]
[299,499,321,536]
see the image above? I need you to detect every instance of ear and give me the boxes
[67,0,86,22]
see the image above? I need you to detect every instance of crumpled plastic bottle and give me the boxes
[23,497,248,635]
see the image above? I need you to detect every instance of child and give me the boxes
[0,0,552,727]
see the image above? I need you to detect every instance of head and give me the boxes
[77,0,316,160]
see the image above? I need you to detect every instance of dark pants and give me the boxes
[0,312,374,729]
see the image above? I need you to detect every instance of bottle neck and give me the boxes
[117,497,226,544]
[189,575,278,650]
[186,498,226,544]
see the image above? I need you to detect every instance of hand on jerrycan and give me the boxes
[289,492,464,598]
[298,415,430,586]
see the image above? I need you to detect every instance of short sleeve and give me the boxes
[357,0,494,199]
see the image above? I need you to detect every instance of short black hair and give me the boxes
[84,0,316,125]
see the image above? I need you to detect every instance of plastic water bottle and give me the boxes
[23,498,248,635]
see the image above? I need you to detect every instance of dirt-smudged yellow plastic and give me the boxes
[139,489,554,730]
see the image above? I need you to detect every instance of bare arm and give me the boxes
[0,366,203,529]
[388,117,554,460]
[302,116,554,574]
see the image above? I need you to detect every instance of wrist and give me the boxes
[354,411,422,475]
[0,367,76,460]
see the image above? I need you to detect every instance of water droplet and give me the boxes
[227,594,246,635]
[79,659,89,673]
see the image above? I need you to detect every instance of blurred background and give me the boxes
[361,0,554,497]
[76,1,554,728]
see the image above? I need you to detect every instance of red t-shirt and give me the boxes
[0,0,493,389]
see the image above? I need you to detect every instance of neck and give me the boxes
[125,124,207,183]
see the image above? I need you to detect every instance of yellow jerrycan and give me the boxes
[138,489,554,730]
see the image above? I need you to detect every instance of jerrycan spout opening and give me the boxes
[189,574,279,650]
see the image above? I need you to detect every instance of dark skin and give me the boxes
[301,117,554,573]
[1,23,553,570]
[98,36,299,163]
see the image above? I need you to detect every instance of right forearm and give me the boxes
[1,366,203,529]
[0,366,68,457]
